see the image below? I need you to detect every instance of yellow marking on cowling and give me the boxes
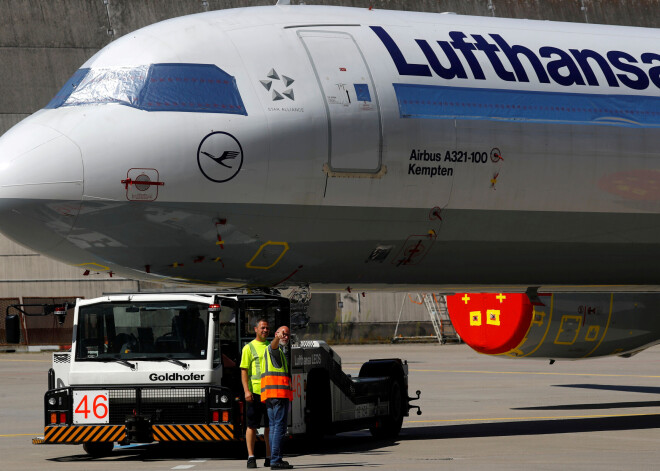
[554,315,582,345]
[501,306,547,358]
[585,325,600,341]
[469,311,481,326]
[245,241,289,270]
[531,310,545,326]
[486,309,500,326]
[582,293,613,358]
[520,296,554,358]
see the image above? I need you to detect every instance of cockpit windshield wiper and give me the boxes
[99,357,136,370]
[132,356,190,370]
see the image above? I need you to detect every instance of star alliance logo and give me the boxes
[260,68,295,101]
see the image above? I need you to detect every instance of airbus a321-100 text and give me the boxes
[1,4,660,360]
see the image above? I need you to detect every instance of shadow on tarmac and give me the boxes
[513,400,660,410]
[46,436,394,466]
[513,384,660,410]
[401,413,660,440]
[47,413,660,463]
[553,384,660,395]
[49,412,660,462]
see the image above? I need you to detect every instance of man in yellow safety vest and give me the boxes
[240,318,271,469]
[260,326,293,469]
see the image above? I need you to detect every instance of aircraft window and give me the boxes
[51,66,148,108]
[140,63,246,115]
[45,68,91,109]
[45,63,247,116]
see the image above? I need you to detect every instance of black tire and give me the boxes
[359,360,406,439]
[305,369,331,438]
[369,377,404,439]
[82,441,114,457]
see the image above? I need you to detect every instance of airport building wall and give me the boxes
[297,292,437,343]
[0,0,657,345]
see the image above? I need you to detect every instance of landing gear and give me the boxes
[289,285,311,330]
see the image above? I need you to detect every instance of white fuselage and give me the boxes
[0,5,658,289]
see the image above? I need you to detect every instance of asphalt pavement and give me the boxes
[2,343,660,470]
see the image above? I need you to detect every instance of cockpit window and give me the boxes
[46,63,247,116]
[141,63,246,113]
[46,68,90,109]
[50,66,148,108]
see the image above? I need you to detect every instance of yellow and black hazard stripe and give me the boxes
[42,425,125,444]
[153,424,235,442]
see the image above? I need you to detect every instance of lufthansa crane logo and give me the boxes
[197,132,244,183]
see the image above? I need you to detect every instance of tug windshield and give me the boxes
[75,301,213,361]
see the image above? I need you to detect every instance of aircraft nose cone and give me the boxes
[0,121,83,253]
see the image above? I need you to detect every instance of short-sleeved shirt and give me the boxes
[240,339,269,394]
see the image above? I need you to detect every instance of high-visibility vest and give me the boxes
[248,341,268,394]
[260,347,293,401]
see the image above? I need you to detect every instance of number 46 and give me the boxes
[75,394,108,419]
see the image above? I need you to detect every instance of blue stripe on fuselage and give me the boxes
[394,83,660,128]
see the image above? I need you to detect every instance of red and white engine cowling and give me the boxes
[446,292,660,359]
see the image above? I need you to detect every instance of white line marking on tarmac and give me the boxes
[172,466,195,470]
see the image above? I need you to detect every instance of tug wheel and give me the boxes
[369,377,404,439]
[83,441,114,457]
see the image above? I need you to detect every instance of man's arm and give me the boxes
[241,368,252,402]
[239,345,253,402]
[271,330,283,350]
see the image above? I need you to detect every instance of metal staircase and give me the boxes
[392,293,461,344]
[422,293,460,344]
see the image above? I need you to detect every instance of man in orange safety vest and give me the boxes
[260,326,293,469]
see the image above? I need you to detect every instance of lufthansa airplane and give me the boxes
[1,4,660,358]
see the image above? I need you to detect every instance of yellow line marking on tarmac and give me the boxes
[408,369,660,379]
[345,367,660,379]
[0,359,51,363]
[0,433,39,437]
[406,412,660,424]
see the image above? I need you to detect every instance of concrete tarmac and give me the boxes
[2,343,660,470]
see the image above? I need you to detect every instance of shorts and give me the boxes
[246,394,270,429]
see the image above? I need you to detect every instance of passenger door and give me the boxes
[298,30,382,174]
